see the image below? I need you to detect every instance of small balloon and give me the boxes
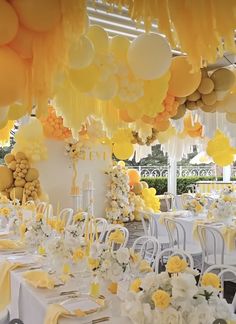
[87,25,109,54]
[68,36,95,70]
[9,25,34,59]
[69,64,100,93]
[110,35,130,61]
[0,0,19,45]
[211,68,235,91]
[113,142,134,160]
[92,75,118,100]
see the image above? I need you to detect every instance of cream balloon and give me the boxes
[211,68,236,91]
[221,93,236,113]
[87,25,109,54]
[226,112,236,123]
[92,75,118,100]
[110,35,130,61]
[215,90,229,101]
[0,0,19,45]
[0,107,9,124]
[68,36,95,69]
[127,33,172,80]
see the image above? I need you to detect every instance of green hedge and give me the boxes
[142,176,236,195]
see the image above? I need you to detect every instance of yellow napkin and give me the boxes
[221,226,236,252]
[108,229,125,244]
[0,261,22,311]
[23,270,55,289]
[158,213,176,232]
[0,239,23,250]
[44,304,88,324]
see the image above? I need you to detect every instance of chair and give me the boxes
[197,225,236,274]
[132,236,160,265]
[204,264,236,317]
[164,192,177,211]
[86,217,108,242]
[154,247,194,273]
[36,202,47,214]
[164,217,202,266]
[59,208,73,226]
[104,224,129,250]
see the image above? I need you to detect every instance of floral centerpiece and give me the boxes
[122,256,233,324]
[184,193,207,215]
[208,198,236,224]
[105,164,135,223]
[220,185,236,203]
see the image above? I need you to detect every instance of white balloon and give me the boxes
[68,36,95,70]
[128,33,172,80]
[215,90,229,101]
[222,93,236,113]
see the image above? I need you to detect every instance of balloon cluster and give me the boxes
[182,114,203,138]
[13,118,47,162]
[172,68,236,118]
[206,130,236,167]
[40,106,71,140]
[0,151,41,202]
[127,168,160,213]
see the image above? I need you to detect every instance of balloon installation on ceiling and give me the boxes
[0,0,236,167]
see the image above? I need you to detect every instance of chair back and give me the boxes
[36,202,47,214]
[140,212,156,236]
[59,208,73,226]
[104,224,129,250]
[132,236,160,264]
[154,247,194,273]
[164,217,186,250]
[197,225,225,270]
[89,217,108,242]
[164,192,176,211]
[204,264,236,304]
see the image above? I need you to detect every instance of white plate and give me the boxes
[61,295,105,315]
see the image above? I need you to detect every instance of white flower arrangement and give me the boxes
[88,243,147,282]
[209,198,236,223]
[184,194,207,214]
[121,256,233,324]
[105,165,135,223]
[25,217,51,251]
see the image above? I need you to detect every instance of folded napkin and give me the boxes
[221,226,236,252]
[0,239,23,250]
[23,270,55,289]
[44,304,70,324]
[0,261,22,311]
[192,220,209,241]
[158,213,176,232]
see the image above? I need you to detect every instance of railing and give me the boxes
[128,165,236,178]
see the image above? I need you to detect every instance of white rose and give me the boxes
[186,304,215,324]
[108,262,123,281]
[172,273,198,299]
[162,307,184,324]
[116,248,130,264]
[141,273,158,291]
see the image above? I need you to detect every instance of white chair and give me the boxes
[154,247,194,273]
[104,225,129,250]
[164,192,177,211]
[164,217,202,263]
[0,309,9,324]
[204,264,236,317]
[86,217,108,242]
[59,208,73,226]
[36,202,47,214]
[140,211,153,236]
[132,236,160,265]
[197,225,236,274]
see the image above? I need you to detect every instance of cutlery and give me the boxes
[83,317,110,324]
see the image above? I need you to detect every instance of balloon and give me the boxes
[201,104,216,113]
[68,36,95,70]
[215,90,229,101]
[87,25,109,54]
[8,103,28,120]
[0,0,19,45]
[69,64,100,93]
[117,161,125,167]
[213,151,234,167]
[110,35,130,61]
[187,90,201,101]
[219,93,236,113]
[141,181,149,189]
[119,110,135,123]
[9,25,34,59]
[149,188,156,195]
[0,107,10,124]
[186,101,198,110]
[127,169,141,186]
[0,166,13,191]
[155,119,170,132]
[133,182,143,195]
[0,47,26,108]
[113,142,134,160]
[168,56,201,97]
[201,91,217,106]
[11,0,61,32]
[10,187,23,201]
[197,77,214,94]
[210,68,235,91]
[127,33,172,80]
[171,104,186,120]
[226,112,236,123]
[92,75,118,100]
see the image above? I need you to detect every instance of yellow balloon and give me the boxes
[0,107,10,124]
[113,142,134,160]
[92,75,118,100]
[117,161,125,167]
[9,25,34,59]
[127,33,172,80]
[0,166,13,191]
[8,103,28,120]
[168,56,201,97]
[68,36,95,70]
[0,46,26,108]
[211,68,235,91]
[11,0,61,32]
[87,25,109,54]
[110,35,130,61]
[213,151,234,167]
[69,64,100,93]
[0,0,19,45]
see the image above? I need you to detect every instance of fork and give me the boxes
[83,316,110,324]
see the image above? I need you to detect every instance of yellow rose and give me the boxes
[36,213,43,222]
[73,212,83,222]
[88,258,100,270]
[108,282,118,294]
[139,260,153,273]
[201,273,220,289]
[166,256,188,273]
[72,248,85,263]
[108,229,125,244]
[38,246,46,255]
[130,250,141,263]
[0,207,10,217]
[152,290,171,310]
[130,278,142,293]
[63,263,71,275]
